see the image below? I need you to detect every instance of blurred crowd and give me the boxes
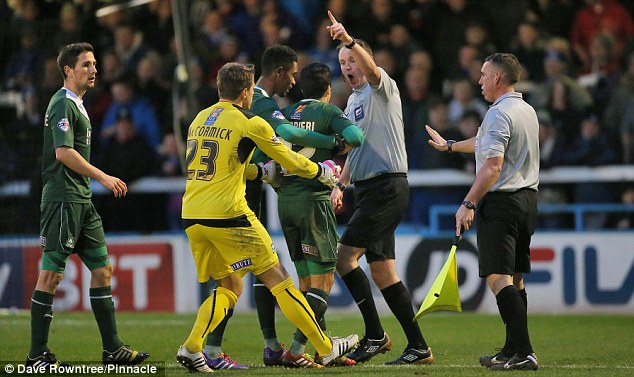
[1,0,633,232]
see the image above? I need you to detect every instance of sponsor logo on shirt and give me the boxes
[354,105,364,121]
[57,118,70,133]
[301,244,318,256]
[271,110,285,120]
[40,236,46,247]
[204,108,224,126]
[271,134,280,143]
[231,258,253,271]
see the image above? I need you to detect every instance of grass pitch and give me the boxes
[1,311,633,376]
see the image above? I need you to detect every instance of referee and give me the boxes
[327,11,433,365]
[426,53,540,371]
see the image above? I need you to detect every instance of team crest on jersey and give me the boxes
[271,110,285,120]
[231,258,252,271]
[57,118,70,133]
[301,244,318,256]
[40,236,46,247]
[289,105,306,120]
[64,237,75,249]
[354,105,364,121]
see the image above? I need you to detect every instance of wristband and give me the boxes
[345,38,356,49]
[447,140,456,153]
[462,200,476,210]
[335,181,346,191]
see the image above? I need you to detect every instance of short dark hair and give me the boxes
[217,62,255,100]
[485,53,521,85]
[299,62,331,99]
[57,42,94,79]
[261,44,297,76]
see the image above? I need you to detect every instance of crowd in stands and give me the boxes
[1,0,633,232]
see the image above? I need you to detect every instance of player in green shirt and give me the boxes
[28,43,149,369]
[278,62,364,367]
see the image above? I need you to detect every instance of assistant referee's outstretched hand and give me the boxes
[426,125,449,152]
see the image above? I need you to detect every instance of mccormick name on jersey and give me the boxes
[188,108,232,140]
[188,124,233,140]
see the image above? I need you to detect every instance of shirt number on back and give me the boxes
[186,139,219,181]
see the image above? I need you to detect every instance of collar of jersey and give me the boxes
[62,87,90,120]
[254,86,269,97]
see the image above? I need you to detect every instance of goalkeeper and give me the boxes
[177,62,359,372]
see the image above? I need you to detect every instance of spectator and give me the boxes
[158,133,184,231]
[447,77,488,123]
[509,21,545,82]
[113,22,150,75]
[136,51,171,132]
[3,25,44,91]
[577,32,622,118]
[570,0,634,71]
[101,74,162,152]
[530,40,594,116]
[51,2,82,51]
[98,107,155,231]
[566,114,619,229]
[613,186,634,229]
[546,78,587,144]
[307,18,342,78]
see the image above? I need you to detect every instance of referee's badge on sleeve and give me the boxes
[354,105,364,121]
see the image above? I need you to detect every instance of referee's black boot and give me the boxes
[346,332,391,363]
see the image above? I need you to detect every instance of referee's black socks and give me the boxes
[496,285,533,357]
[341,267,384,339]
[381,281,429,350]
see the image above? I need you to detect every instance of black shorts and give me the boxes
[339,174,408,262]
[477,188,537,277]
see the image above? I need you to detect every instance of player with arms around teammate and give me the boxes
[278,62,364,368]
[29,42,149,369]
[327,11,434,365]
[177,62,358,373]
[426,53,540,371]
[205,44,345,367]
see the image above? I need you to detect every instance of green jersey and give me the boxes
[279,99,356,200]
[250,87,288,164]
[41,88,93,203]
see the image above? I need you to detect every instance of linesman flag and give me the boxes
[414,230,463,320]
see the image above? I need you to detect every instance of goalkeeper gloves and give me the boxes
[258,160,283,188]
[316,160,341,188]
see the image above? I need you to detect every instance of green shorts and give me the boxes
[278,198,338,277]
[39,202,109,273]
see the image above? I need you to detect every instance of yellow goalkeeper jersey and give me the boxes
[182,101,319,220]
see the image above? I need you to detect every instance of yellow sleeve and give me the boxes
[244,163,260,181]
[249,117,319,179]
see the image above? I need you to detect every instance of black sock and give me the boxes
[29,290,54,358]
[253,277,277,339]
[381,282,428,350]
[341,267,383,339]
[90,286,123,352]
[501,288,528,356]
[496,286,533,357]
[206,308,233,347]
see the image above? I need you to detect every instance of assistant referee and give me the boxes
[426,53,540,371]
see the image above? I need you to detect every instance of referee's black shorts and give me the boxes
[476,188,537,278]
[339,173,408,263]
